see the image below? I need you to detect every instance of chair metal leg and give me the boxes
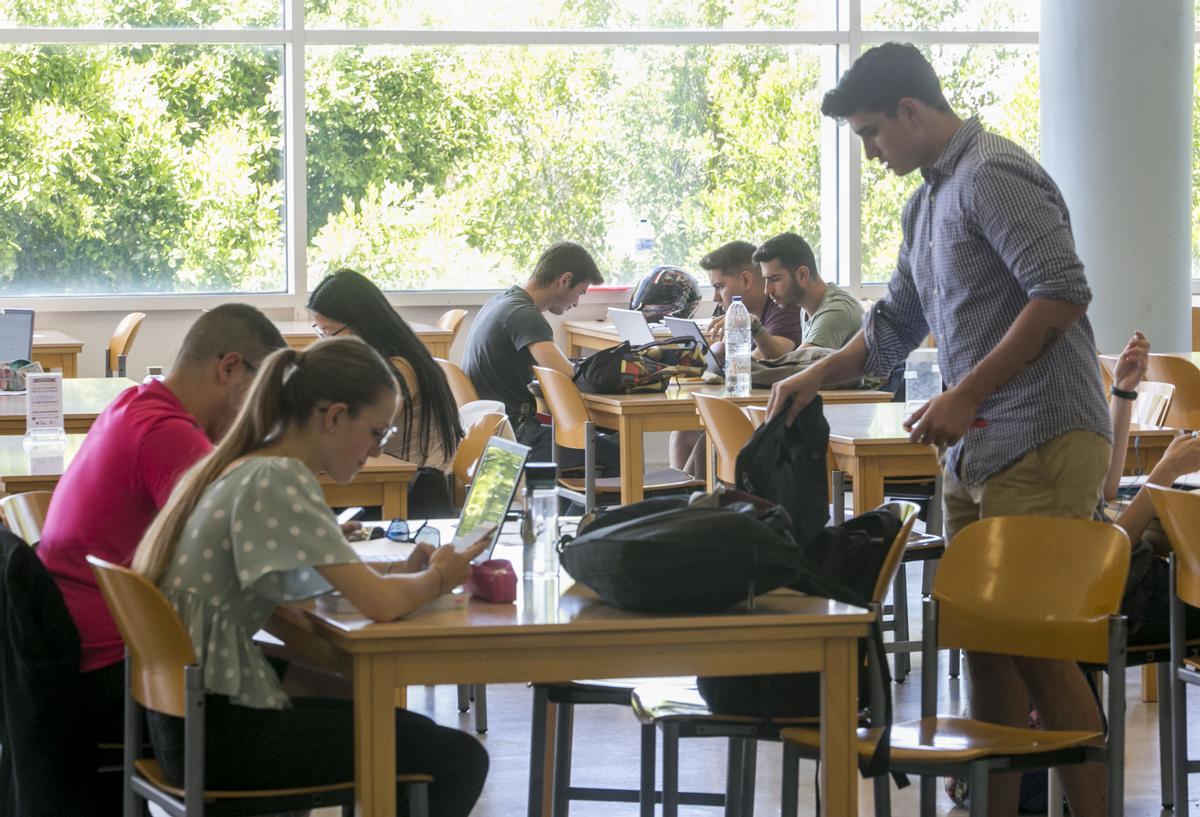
[1047,769,1064,817]
[662,723,681,817]
[891,565,910,679]
[739,739,756,817]
[949,648,961,678]
[584,421,596,513]
[872,773,891,817]
[551,702,574,817]
[724,739,744,817]
[473,684,488,734]
[919,775,937,817]
[1157,660,1174,809]
[528,686,550,817]
[831,469,846,525]
[780,743,800,817]
[639,723,656,817]
[967,763,989,817]
[406,781,430,817]
[457,684,470,713]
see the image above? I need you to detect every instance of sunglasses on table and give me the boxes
[386,519,441,547]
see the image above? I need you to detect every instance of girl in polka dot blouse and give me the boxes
[130,337,488,815]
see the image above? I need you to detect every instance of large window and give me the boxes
[0,1,1051,299]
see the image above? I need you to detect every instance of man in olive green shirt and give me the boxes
[755,232,864,350]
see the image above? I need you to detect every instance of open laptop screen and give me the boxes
[607,307,656,346]
[0,309,35,363]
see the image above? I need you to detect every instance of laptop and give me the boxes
[0,309,35,363]
[664,316,724,378]
[453,436,531,563]
[608,307,657,346]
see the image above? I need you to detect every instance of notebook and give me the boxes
[664,316,724,378]
[608,307,657,345]
[0,309,35,363]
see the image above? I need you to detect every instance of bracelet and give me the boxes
[751,319,766,338]
[428,563,448,595]
[1110,385,1138,401]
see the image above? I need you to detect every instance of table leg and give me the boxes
[851,460,885,517]
[566,333,581,359]
[353,654,397,817]
[382,481,406,520]
[619,416,646,505]
[705,434,716,493]
[821,637,859,816]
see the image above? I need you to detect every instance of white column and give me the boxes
[1040,0,1193,354]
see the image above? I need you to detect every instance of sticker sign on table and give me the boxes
[24,371,66,447]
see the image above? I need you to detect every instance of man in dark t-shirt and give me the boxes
[464,241,615,468]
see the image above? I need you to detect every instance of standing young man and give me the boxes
[753,232,863,351]
[767,43,1111,816]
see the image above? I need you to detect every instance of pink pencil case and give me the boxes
[466,559,517,603]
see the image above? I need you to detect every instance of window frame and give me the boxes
[0,1,1053,309]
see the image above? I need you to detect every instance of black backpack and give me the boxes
[572,338,704,394]
[558,491,798,614]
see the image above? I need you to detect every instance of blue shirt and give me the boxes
[862,117,1110,486]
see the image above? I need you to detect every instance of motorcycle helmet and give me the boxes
[629,266,702,322]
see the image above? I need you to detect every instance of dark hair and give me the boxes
[530,241,604,288]
[821,42,951,119]
[135,338,397,581]
[174,304,286,369]
[307,269,463,464]
[752,233,820,280]
[699,241,759,277]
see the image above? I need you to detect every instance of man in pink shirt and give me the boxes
[37,304,285,792]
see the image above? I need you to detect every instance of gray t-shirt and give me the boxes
[803,283,864,350]
[462,286,554,423]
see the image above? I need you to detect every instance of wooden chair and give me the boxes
[435,309,468,347]
[450,411,507,510]
[1147,485,1200,809]
[0,490,52,545]
[744,405,766,428]
[1145,353,1200,430]
[434,358,479,408]
[782,515,1131,817]
[532,366,699,512]
[693,393,755,486]
[85,556,431,817]
[629,502,919,817]
[105,312,146,378]
[1134,381,1175,427]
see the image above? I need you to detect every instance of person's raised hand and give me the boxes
[1113,330,1149,392]
[706,314,726,343]
[1151,431,1200,485]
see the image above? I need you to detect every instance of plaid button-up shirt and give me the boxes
[862,117,1110,486]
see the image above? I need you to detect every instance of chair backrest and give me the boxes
[1145,353,1200,429]
[870,502,920,604]
[434,358,479,408]
[931,516,1129,664]
[693,393,755,485]
[1147,484,1200,608]
[436,308,468,343]
[532,366,589,450]
[1097,354,1117,392]
[744,405,766,429]
[451,412,507,507]
[0,491,52,545]
[1135,380,1174,427]
[108,312,146,373]
[86,556,196,718]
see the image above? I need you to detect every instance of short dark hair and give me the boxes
[175,304,286,369]
[752,233,820,280]
[821,42,951,119]
[530,241,604,288]
[699,241,759,277]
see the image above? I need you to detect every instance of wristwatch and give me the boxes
[750,317,765,338]
[1110,385,1138,401]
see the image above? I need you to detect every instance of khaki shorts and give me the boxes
[943,429,1112,543]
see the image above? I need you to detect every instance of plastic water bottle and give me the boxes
[521,463,560,579]
[633,218,656,262]
[724,296,752,397]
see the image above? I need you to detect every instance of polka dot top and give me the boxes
[158,456,358,710]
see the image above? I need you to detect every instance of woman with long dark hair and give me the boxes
[308,269,464,474]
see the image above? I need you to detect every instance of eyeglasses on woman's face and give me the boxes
[312,321,349,339]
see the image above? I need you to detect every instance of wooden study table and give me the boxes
[32,330,84,377]
[269,548,873,817]
[825,402,1177,518]
[0,434,417,517]
[581,384,892,505]
[274,320,453,360]
[0,377,135,435]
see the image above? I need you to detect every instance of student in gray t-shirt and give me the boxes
[756,232,864,351]
[463,241,618,470]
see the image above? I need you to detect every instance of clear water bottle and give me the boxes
[724,296,752,397]
[521,463,560,578]
[633,218,656,262]
[143,365,165,384]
